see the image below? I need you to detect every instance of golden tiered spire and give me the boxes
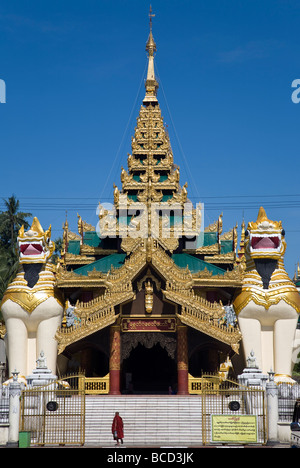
[110,8,195,253]
[117,9,188,212]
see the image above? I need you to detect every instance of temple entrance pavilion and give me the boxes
[55,14,243,395]
[56,312,241,395]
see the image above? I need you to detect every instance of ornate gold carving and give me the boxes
[162,282,241,351]
[56,308,118,355]
[109,324,121,371]
[203,252,236,263]
[64,253,96,264]
[204,214,223,234]
[0,322,6,339]
[77,214,95,233]
[121,332,177,361]
[144,280,153,314]
[192,264,243,287]
[220,224,237,242]
[195,243,219,255]
[177,325,188,370]
[121,237,143,255]
[80,245,117,256]
[67,231,81,241]
[179,308,241,353]
[56,256,139,353]
[137,268,161,292]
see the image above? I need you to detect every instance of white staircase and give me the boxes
[84,395,203,447]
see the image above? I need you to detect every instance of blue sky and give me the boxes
[0,0,300,276]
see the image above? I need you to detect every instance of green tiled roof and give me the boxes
[68,240,80,255]
[73,253,126,276]
[220,239,233,254]
[204,232,218,246]
[172,253,226,275]
[83,231,101,247]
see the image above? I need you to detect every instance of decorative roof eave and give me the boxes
[163,286,224,316]
[191,263,243,288]
[204,214,223,235]
[151,243,193,289]
[178,310,241,354]
[203,252,236,264]
[195,243,220,255]
[56,309,119,355]
[64,253,96,265]
[56,269,108,288]
[161,280,241,352]
[80,245,118,256]
[56,246,147,289]
[56,283,136,353]
[192,277,243,288]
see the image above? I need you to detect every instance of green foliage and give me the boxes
[0,195,31,248]
[51,236,63,264]
[0,195,32,312]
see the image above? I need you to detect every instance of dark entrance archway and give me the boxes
[122,343,177,394]
[189,344,221,377]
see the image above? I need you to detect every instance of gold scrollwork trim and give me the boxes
[0,322,6,339]
[1,290,63,314]
[233,288,300,315]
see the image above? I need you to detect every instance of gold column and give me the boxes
[177,324,189,395]
[109,323,121,395]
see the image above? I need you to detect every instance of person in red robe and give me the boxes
[112,412,124,445]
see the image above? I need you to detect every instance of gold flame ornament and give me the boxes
[145,280,153,314]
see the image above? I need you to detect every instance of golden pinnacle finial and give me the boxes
[149,5,155,31]
[146,6,156,55]
[144,5,158,103]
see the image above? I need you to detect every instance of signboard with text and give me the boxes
[211,415,258,444]
[121,318,176,332]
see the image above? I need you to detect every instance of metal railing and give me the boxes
[278,382,300,422]
[0,386,9,424]
[198,376,267,445]
[20,384,85,446]
[61,373,110,395]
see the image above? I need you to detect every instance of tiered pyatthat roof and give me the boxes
[55,14,243,354]
[121,104,183,204]
[60,17,242,282]
[122,23,186,206]
[110,23,196,254]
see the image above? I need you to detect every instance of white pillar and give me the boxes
[7,370,21,447]
[266,370,279,445]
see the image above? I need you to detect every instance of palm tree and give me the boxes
[0,195,32,306]
[0,246,19,294]
[51,237,63,264]
[0,195,32,248]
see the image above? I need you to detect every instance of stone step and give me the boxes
[84,395,203,446]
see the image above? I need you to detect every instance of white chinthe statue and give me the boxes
[233,207,300,384]
[0,217,63,379]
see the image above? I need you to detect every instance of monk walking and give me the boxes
[112,412,124,446]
